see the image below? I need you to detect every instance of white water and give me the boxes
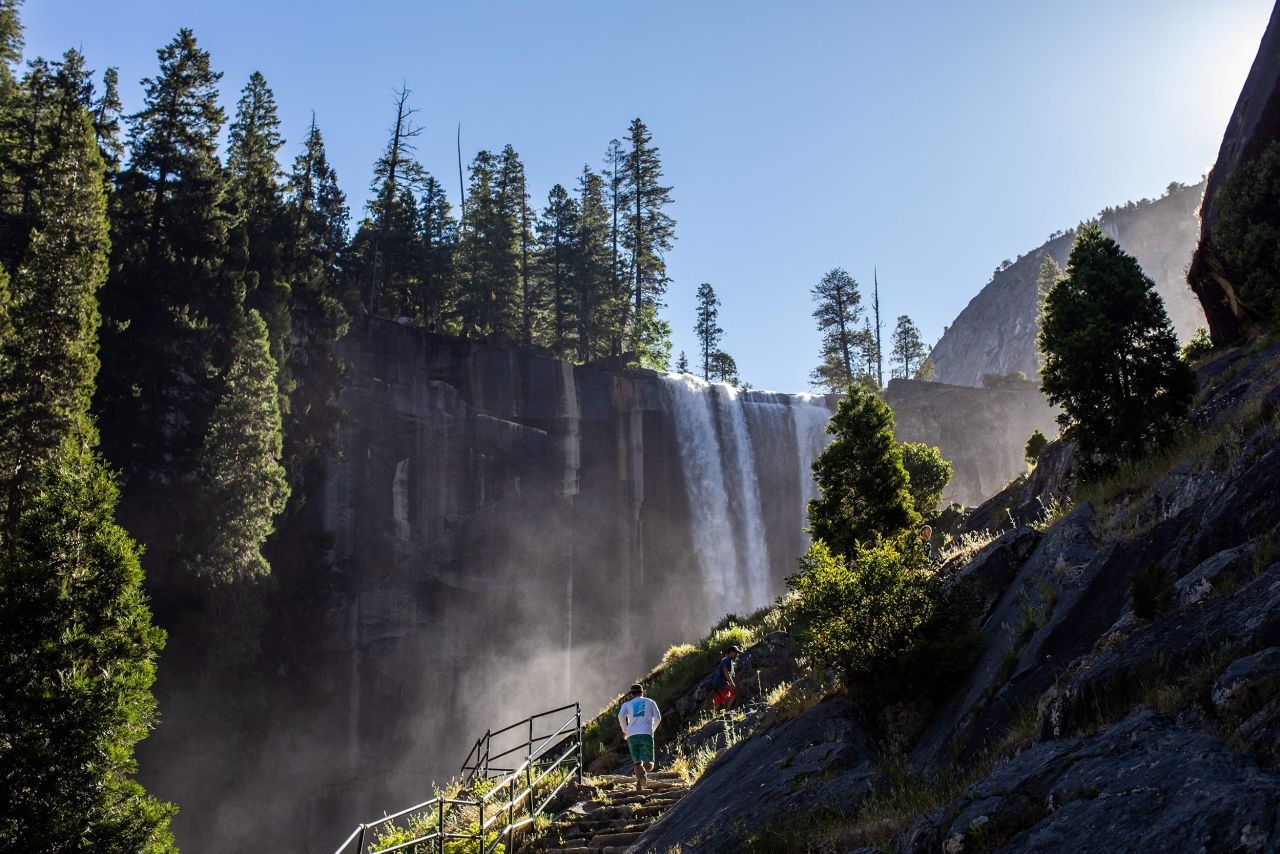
[790,393,834,536]
[664,374,746,611]
[663,376,834,616]
[716,383,772,607]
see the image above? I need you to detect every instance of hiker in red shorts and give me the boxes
[710,645,741,712]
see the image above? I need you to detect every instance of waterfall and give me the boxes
[663,374,748,612]
[789,393,834,535]
[715,384,772,606]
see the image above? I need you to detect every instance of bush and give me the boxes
[982,370,1029,388]
[1129,562,1176,619]
[1212,139,1280,328]
[1024,429,1049,466]
[1180,326,1214,363]
[901,442,953,519]
[785,537,936,698]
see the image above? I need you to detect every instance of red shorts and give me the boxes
[713,686,737,706]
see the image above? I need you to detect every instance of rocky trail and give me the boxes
[542,772,690,854]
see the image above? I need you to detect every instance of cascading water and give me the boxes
[663,376,834,616]
[714,383,772,607]
[790,392,834,534]
[663,374,746,611]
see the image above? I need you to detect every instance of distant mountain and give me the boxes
[929,182,1207,388]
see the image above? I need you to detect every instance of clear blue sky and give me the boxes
[23,0,1272,392]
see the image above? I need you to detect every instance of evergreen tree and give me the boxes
[694,282,723,381]
[361,86,425,318]
[0,437,175,852]
[810,267,862,392]
[675,350,689,374]
[890,314,927,380]
[457,149,521,338]
[1024,428,1049,466]
[1035,252,1062,320]
[603,138,627,357]
[186,308,289,582]
[620,119,674,366]
[0,0,20,96]
[1038,223,1194,472]
[225,71,289,382]
[900,441,952,518]
[283,116,350,478]
[496,144,538,348]
[536,183,577,357]
[0,53,108,536]
[808,384,919,558]
[708,350,739,385]
[571,166,613,362]
[418,175,456,331]
[97,28,230,478]
[915,356,936,381]
[90,67,123,176]
[872,269,884,387]
[859,318,879,388]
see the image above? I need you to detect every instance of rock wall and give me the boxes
[145,318,1058,851]
[1188,2,1280,343]
[929,183,1206,388]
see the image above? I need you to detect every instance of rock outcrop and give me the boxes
[929,183,1206,387]
[1189,2,1280,343]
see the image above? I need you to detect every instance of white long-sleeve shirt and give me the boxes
[618,696,662,738]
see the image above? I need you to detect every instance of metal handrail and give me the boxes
[333,702,584,854]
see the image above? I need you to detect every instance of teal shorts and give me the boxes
[626,734,654,764]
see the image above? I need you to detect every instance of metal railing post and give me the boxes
[478,798,484,854]
[357,824,368,854]
[437,798,444,854]
[575,702,583,784]
[482,729,491,778]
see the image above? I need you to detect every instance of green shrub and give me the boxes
[1212,139,1280,328]
[1180,327,1214,363]
[1024,429,1049,466]
[785,537,936,698]
[1128,562,1176,619]
[901,441,954,519]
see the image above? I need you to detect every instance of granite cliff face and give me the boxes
[147,317,1061,851]
[1189,2,1280,342]
[929,183,1206,387]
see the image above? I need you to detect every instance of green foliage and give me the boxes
[1024,428,1049,465]
[1038,223,1194,475]
[810,267,863,392]
[1128,562,1176,620]
[0,438,175,851]
[982,369,1029,388]
[914,355,936,381]
[188,307,289,581]
[621,117,675,366]
[890,314,928,380]
[900,441,953,519]
[1211,139,1280,328]
[1035,252,1062,318]
[1180,326,1214,363]
[0,64,108,535]
[808,384,920,557]
[785,537,936,696]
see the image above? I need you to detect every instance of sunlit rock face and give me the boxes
[158,318,1055,850]
[930,182,1207,388]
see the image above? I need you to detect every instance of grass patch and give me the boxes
[1031,494,1073,532]
[939,528,999,566]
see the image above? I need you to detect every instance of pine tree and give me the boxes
[1035,252,1062,321]
[872,269,884,387]
[694,282,723,381]
[1038,223,1194,472]
[808,384,920,558]
[0,437,175,852]
[675,351,690,374]
[537,183,578,357]
[0,53,108,537]
[603,138,627,357]
[91,67,123,176]
[708,350,739,385]
[900,441,952,518]
[810,267,862,392]
[496,145,538,348]
[283,116,350,478]
[187,308,289,582]
[457,149,520,338]
[572,166,613,362]
[0,0,21,96]
[418,175,456,331]
[225,71,289,382]
[361,86,425,318]
[890,314,927,380]
[620,119,674,367]
[97,28,230,477]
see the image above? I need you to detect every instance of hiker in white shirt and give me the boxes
[618,683,661,789]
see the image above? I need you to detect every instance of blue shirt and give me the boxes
[711,655,735,688]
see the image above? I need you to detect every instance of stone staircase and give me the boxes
[543,771,690,854]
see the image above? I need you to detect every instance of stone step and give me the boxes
[589,830,644,846]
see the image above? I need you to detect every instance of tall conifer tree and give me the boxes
[620,119,674,367]
[572,166,613,362]
[810,267,863,392]
[537,183,578,357]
